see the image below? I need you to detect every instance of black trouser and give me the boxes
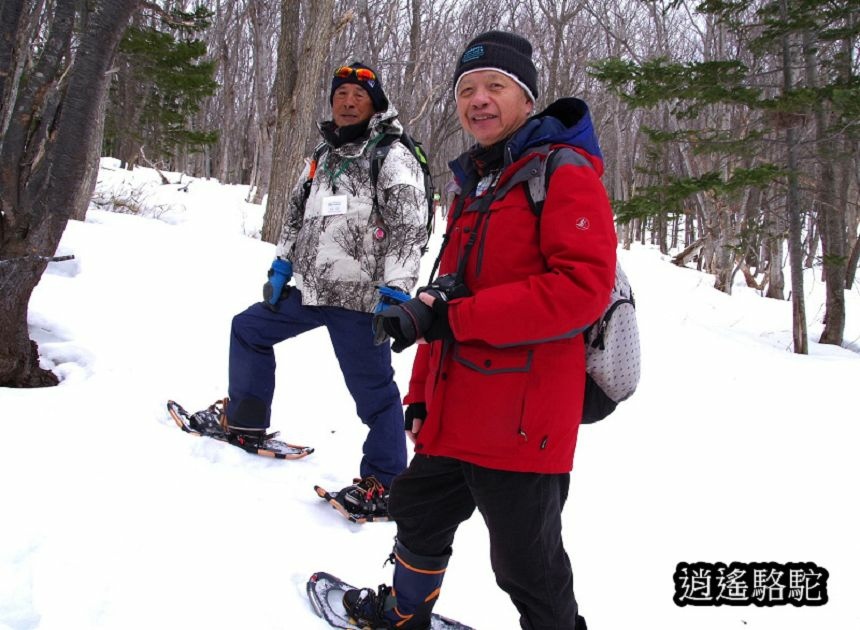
[389,455,585,630]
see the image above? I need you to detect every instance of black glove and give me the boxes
[404,403,427,431]
[421,297,454,343]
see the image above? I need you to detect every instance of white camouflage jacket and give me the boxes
[276,105,427,313]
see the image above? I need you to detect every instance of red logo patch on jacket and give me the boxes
[576,217,590,230]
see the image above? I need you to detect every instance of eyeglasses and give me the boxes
[334,66,376,82]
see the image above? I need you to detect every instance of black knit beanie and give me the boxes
[330,62,389,112]
[452,31,538,102]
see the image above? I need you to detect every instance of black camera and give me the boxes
[372,274,470,352]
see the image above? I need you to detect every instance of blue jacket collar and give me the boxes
[450,97,602,187]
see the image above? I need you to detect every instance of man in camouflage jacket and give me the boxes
[226,62,427,516]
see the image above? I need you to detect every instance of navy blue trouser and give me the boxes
[227,289,407,487]
[389,455,586,630]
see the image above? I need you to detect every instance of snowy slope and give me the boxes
[1,161,857,630]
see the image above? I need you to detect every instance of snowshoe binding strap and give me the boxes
[188,398,228,434]
[337,477,389,518]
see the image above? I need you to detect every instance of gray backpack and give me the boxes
[524,146,641,423]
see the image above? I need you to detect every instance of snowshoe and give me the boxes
[314,477,389,523]
[307,571,473,630]
[167,399,313,459]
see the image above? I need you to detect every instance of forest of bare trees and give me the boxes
[142,0,860,345]
[1,0,857,385]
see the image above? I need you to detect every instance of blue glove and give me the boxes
[263,259,292,308]
[374,285,411,315]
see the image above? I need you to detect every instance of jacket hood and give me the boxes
[450,97,603,185]
[318,104,403,158]
[508,98,602,162]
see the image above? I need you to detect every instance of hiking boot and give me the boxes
[342,541,449,630]
[342,584,398,629]
[334,476,389,519]
[188,398,270,447]
[343,582,434,630]
[224,425,269,449]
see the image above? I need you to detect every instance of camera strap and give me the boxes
[426,171,498,285]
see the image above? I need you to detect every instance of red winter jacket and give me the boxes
[404,99,617,474]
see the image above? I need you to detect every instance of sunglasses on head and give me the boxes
[334,66,377,82]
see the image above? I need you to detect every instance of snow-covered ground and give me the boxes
[1,159,858,630]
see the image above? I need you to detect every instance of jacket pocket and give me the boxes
[453,344,533,375]
[442,344,534,451]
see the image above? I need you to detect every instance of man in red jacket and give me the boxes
[344,31,617,630]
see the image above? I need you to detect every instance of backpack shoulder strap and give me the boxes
[370,132,432,185]
[397,133,430,170]
[525,146,596,216]
[369,133,400,191]
[303,142,329,202]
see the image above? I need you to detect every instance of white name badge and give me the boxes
[321,195,348,216]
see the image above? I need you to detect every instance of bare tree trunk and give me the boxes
[71,86,110,221]
[536,0,578,104]
[0,0,141,387]
[247,1,276,205]
[214,0,239,184]
[0,0,27,138]
[713,201,735,294]
[842,146,858,288]
[846,230,860,289]
[803,32,845,345]
[803,206,818,268]
[781,0,807,354]
[261,0,343,244]
[401,0,421,102]
[764,197,786,300]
